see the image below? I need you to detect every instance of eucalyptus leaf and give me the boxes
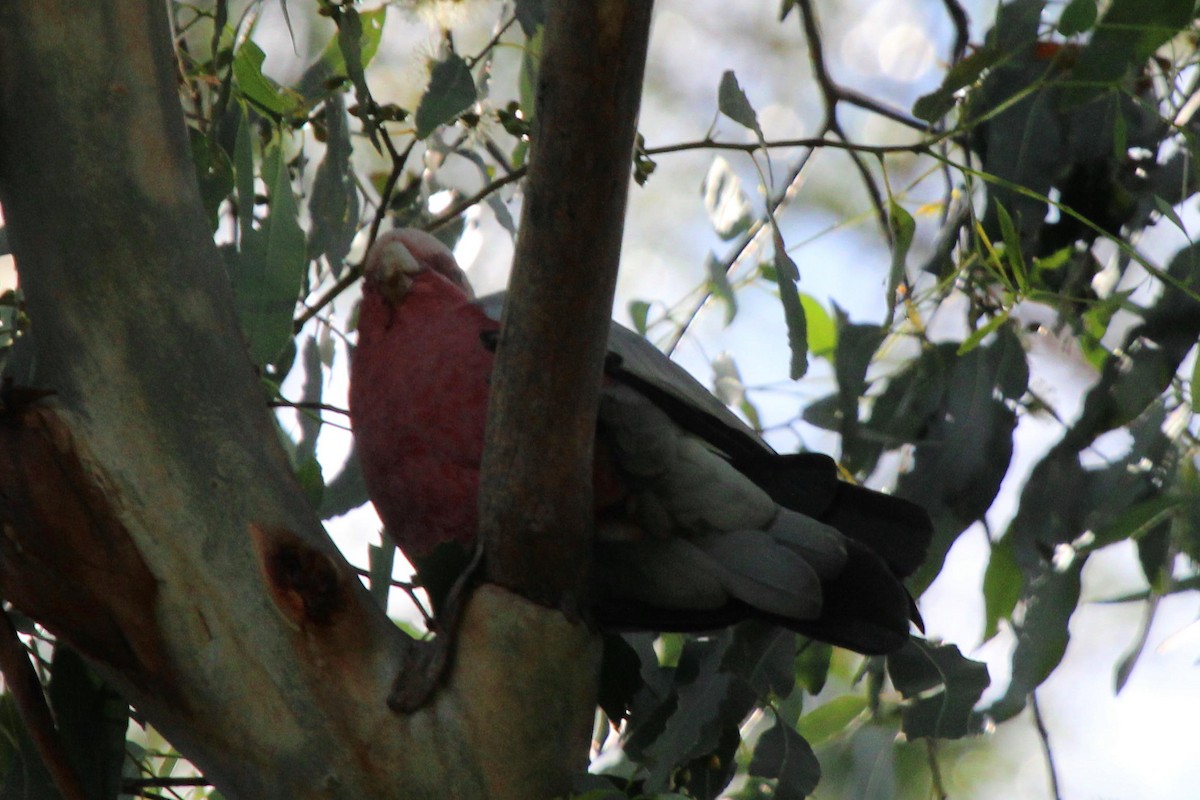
[416,53,478,138]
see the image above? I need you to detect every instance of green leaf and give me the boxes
[294,336,324,465]
[994,201,1028,293]
[887,639,990,739]
[912,45,1005,121]
[772,230,808,379]
[701,157,753,241]
[233,103,256,236]
[1154,195,1188,236]
[721,621,796,699]
[628,300,651,336]
[748,717,821,799]
[1089,494,1183,550]
[189,128,235,230]
[957,310,1011,355]
[1057,0,1098,35]
[328,7,386,78]
[294,455,324,509]
[1066,0,1195,104]
[798,294,836,358]
[232,40,297,117]
[986,560,1083,723]
[982,537,1022,642]
[705,253,738,325]
[886,199,915,318]
[307,94,360,275]
[416,52,477,138]
[295,7,386,106]
[794,640,832,694]
[643,636,744,792]
[233,138,308,365]
[830,310,886,470]
[318,447,369,520]
[718,71,764,142]
[795,695,867,746]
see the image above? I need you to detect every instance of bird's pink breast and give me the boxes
[349,272,498,558]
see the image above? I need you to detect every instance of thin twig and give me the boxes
[367,129,416,251]
[796,0,889,239]
[941,0,970,64]
[465,14,519,69]
[925,739,948,799]
[427,167,527,231]
[644,135,934,158]
[124,777,211,789]
[1031,691,1063,800]
[268,399,350,417]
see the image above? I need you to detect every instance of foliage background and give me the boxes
[1,0,1199,798]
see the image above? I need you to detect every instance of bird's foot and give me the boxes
[386,544,485,713]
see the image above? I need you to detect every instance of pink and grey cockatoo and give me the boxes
[349,228,930,654]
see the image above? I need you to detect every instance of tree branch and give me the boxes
[0,2,602,797]
[478,1,654,609]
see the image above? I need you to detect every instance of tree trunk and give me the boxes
[0,0,648,797]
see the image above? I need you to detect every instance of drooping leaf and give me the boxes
[887,638,990,739]
[234,138,308,365]
[794,640,831,695]
[912,45,1006,122]
[643,634,751,793]
[308,93,360,276]
[773,231,808,379]
[986,560,1084,723]
[830,309,886,473]
[747,716,821,800]
[293,336,324,466]
[416,52,478,139]
[982,536,1022,642]
[721,620,796,699]
[900,329,1028,590]
[189,128,235,230]
[718,71,765,143]
[994,201,1029,292]
[885,199,915,320]
[318,447,369,520]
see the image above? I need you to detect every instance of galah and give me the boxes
[349,228,931,654]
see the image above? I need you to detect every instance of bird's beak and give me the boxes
[371,240,424,305]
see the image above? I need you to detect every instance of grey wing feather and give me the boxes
[476,291,765,456]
